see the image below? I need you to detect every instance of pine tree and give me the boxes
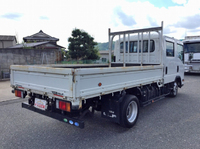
[68,29,99,60]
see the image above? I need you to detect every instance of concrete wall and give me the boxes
[0,48,62,79]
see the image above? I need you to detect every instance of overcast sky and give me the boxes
[0,0,200,48]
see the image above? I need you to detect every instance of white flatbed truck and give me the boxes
[10,22,184,128]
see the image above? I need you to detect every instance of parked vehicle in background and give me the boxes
[10,22,184,129]
[183,36,200,73]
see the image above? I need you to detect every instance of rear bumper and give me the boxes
[184,64,192,72]
[22,102,84,129]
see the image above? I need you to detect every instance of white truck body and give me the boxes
[10,23,184,128]
[183,36,200,73]
[10,64,163,106]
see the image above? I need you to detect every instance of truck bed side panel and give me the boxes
[75,65,163,99]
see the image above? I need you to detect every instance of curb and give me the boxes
[0,98,27,106]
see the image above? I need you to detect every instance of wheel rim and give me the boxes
[173,82,178,95]
[126,101,138,123]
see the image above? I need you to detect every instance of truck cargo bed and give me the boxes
[10,64,163,106]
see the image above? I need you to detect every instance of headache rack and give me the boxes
[108,21,164,67]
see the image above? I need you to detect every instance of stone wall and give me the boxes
[0,48,62,79]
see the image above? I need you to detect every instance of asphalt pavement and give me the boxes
[0,74,200,149]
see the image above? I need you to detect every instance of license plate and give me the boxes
[34,98,47,111]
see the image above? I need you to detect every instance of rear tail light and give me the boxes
[56,100,71,112]
[15,90,26,98]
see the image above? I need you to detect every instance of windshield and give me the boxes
[184,42,200,53]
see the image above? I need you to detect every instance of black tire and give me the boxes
[120,95,139,128]
[169,82,178,97]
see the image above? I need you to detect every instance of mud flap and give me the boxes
[101,94,124,124]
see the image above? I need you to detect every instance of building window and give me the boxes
[102,58,107,62]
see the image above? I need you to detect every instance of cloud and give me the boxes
[147,16,158,26]
[1,13,22,20]
[174,14,200,29]
[40,16,49,20]
[187,28,200,33]
[172,0,187,5]
[163,25,177,34]
[1,0,200,46]
[114,6,136,27]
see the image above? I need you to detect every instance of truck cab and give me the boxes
[112,33,184,87]
[183,37,200,73]
[164,36,184,87]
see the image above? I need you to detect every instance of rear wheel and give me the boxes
[120,95,139,128]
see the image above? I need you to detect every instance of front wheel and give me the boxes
[169,82,178,97]
[120,95,139,128]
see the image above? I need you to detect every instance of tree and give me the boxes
[97,42,115,51]
[68,29,100,60]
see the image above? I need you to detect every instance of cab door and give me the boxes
[164,38,177,84]
[164,37,184,84]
